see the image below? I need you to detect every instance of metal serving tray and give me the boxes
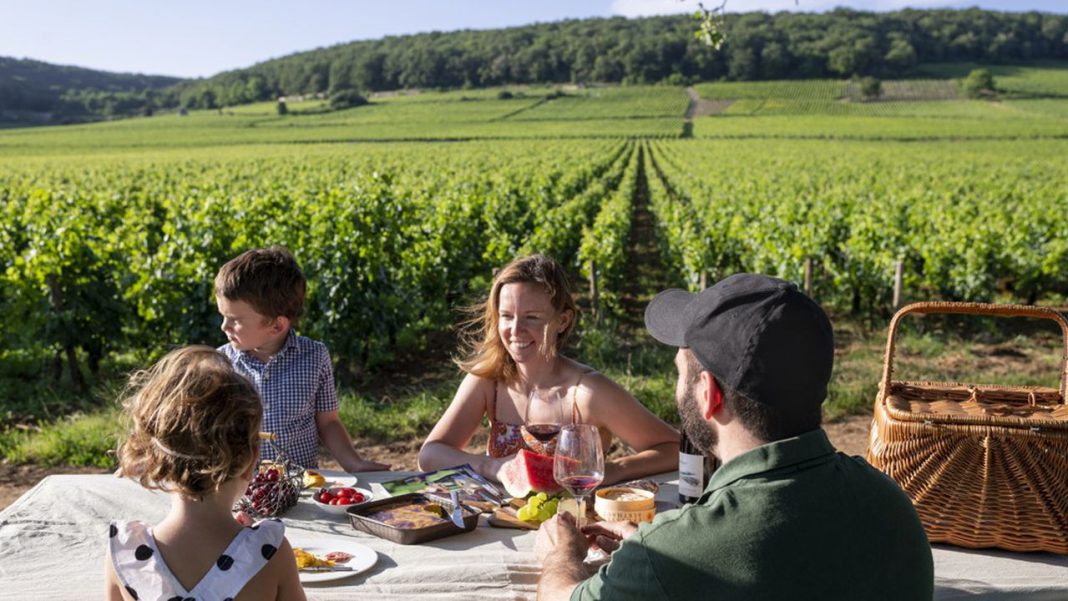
[346,492,478,545]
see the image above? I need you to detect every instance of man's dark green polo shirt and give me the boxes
[572,429,933,601]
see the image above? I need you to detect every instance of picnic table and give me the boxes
[1,470,1066,600]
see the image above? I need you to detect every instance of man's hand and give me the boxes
[535,512,589,564]
[536,512,592,601]
[581,520,638,554]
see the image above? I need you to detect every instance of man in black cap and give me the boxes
[535,274,933,601]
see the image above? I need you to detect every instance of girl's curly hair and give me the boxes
[117,346,262,500]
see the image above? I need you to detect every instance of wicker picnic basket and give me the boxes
[867,302,1068,554]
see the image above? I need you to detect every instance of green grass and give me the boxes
[225,98,328,114]
[694,109,1068,139]
[723,98,1031,119]
[0,92,683,157]
[0,407,123,467]
[915,61,1068,97]
[695,79,847,100]
[370,85,562,104]
[1003,98,1068,119]
[510,86,689,120]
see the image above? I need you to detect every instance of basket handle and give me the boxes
[880,302,1068,402]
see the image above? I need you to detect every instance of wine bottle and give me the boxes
[677,429,707,504]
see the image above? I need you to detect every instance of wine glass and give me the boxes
[553,424,604,527]
[524,387,567,446]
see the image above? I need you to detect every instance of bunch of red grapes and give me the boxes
[238,464,300,518]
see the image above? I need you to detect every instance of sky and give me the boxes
[2,0,1066,79]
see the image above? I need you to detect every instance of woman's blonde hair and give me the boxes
[117,346,262,500]
[456,254,578,382]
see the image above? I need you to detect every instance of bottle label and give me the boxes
[678,452,705,499]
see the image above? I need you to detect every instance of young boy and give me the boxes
[214,247,389,473]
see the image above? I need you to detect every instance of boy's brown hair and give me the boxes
[214,247,306,324]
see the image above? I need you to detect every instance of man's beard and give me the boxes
[679,379,718,458]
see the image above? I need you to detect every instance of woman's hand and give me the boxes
[490,453,514,483]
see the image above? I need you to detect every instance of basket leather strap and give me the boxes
[880,301,1068,402]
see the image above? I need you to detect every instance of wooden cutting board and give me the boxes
[487,504,539,530]
[487,498,540,529]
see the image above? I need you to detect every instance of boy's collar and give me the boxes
[276,329,299,356]
[240,329,298,363]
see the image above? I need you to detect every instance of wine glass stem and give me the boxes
[576,495,586,528]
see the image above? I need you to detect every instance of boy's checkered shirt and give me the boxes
[218,331,339,469]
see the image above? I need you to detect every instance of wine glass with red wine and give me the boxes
[553,424,604,527]
[524,387,567,445]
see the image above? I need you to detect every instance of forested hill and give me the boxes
[171,9,1068,108]
[0,57,180,125]
[2,8,1067,125]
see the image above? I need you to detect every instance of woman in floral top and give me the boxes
[418,254,678,486]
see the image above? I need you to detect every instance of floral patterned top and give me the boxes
[486,372,600,458]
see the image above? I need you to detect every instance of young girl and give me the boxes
[105,346,305,601]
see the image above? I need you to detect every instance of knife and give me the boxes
[448,489,466,528]
[301,565,354,572]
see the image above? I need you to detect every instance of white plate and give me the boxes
[288,532,378,583]
[322,475,358,488]
[300,475,358,496]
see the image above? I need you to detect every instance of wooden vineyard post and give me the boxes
[893,260,904,310]
[590,260,600,324]
[699,272,708,290]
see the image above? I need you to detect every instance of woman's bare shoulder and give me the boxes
[457,371,496,396]
[562,358,629,399]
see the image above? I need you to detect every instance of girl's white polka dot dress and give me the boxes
[109,518,284,601]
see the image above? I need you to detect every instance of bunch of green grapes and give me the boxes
[516,492,560,524]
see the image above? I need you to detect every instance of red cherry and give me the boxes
[318,491,334,503]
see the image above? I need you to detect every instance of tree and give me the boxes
[329,89,367,110]
[727,45,758,80]
[760,42,790,79]
[961,68,996,98]
[860,76,882,100]
[885,38,917,72]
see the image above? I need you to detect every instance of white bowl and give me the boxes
[311,486,374,515]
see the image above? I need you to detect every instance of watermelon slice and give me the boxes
[499,449,562,498]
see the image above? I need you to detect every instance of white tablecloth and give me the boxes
[1,471,1066,600]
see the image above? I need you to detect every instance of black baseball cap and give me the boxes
[644,273,834,414]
